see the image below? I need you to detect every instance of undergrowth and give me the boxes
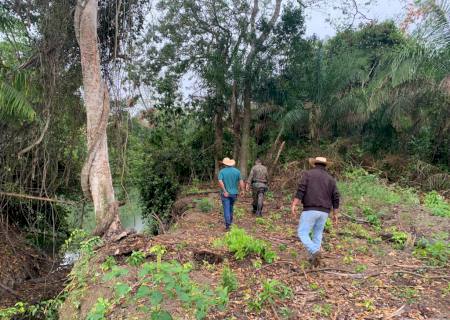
[424,191,450,218]
[213,226,277,263]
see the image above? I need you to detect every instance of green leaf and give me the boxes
[135,285,152,299]
[151,310,172,320]
[115,283,131,298]
[150,291,164,305]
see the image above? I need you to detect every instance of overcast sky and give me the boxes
[305,0,409,39]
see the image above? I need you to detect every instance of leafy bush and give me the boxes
[424,191,450,217]
[248,279,292,311]
[214,226,277,263]
[136,260,228,319]
[195,198,214,213]
[139,160,180,234]
[414,238,449,266]
[389,227,408,249]
[220,265,238,292]
[126,250,146,266]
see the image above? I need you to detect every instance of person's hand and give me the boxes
[332,209,339,225]
[291,204,297,217]
[223,191,229,198]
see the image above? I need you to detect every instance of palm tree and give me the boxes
[0,8,35,120]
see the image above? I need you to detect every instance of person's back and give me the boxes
[300,166,338,213]
[219,166,241,195]
[218,158,244,231]
[247,160,269,216]
[291,157,340,267]
[248,163,268,185]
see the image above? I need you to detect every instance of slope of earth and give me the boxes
[0,224,69,309]
[58,171,449,320]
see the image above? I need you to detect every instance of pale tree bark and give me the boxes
[239,0,282,178]
[75,0,122,238]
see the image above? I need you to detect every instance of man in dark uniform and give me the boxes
[291,157,340,267]
[246,159,269,216]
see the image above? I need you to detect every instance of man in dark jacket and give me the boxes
[291,157,340,267]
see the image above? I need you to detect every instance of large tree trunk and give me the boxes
[238,0,282,178]
[230,81,240,160]
[75,0,122,238]
[239,82,252,178]
[214,101,224,177]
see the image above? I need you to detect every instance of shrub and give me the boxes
[389,227,408,249]
[214,226,277,263]
[138,160,180,234]
[135,260,228,319]
[126,250,146,266]
[195,198,214,213]
[414,238,449,266]
[220,265,238,292]
[248,279,292,311]
[424,191,450,217]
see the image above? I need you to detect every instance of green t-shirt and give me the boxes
[218,167,241,195]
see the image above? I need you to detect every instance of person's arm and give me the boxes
[291,173,308,217]
[239,179,245,196]
[246,167,254,191]
[218,180,229,197]
[291,197,302,217]
[331,181,340,225]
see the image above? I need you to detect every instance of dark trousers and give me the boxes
[252,186,267,215]
[221,194,237,228]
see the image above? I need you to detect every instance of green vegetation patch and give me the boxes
[195,198,214,213]
[248,279,292,312]
[340,168,418,207]
[214,226,277,263]
[424,191,450,217]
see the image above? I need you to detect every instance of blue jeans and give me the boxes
[221,194,237,228]
[298,210,329,255]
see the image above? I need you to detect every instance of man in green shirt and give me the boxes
[218,157,245,230]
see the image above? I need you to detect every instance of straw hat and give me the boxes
[222,157,236,167]
[308,156,330,167]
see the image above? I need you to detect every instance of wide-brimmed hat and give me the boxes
[222,157,236,167]
[308,156,330,167]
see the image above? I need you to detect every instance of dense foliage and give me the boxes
[0,0,449,240]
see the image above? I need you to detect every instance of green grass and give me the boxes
[340,168,418,207]
[424,191,450,217]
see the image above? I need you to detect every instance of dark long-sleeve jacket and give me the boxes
[295,166,340,213]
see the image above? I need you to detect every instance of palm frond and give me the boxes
[281,105,309,133]
[0,79,35,120]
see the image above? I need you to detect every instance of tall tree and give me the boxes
[74,0,122,238]
[238,0,282,178]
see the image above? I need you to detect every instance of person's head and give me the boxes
[222,157,236,167]
[308,156,330,168]
[255,159,262,165]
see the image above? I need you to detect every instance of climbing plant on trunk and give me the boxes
[74,0,122,238]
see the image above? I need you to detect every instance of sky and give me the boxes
[305,0,409,39]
